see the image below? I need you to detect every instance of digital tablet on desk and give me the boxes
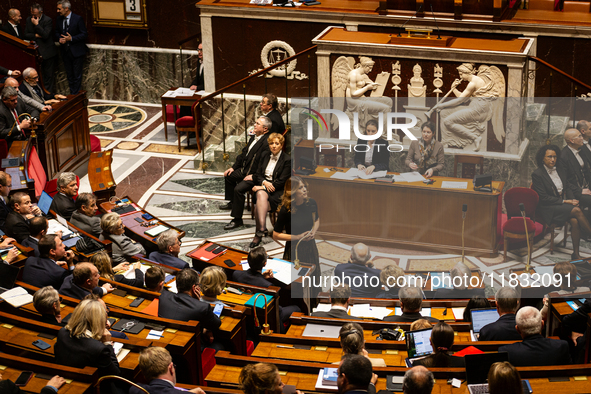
[145,225,169,237]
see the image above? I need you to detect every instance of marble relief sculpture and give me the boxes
[331,56,393,133]
[429,63,505,151]
[408,64,426,98]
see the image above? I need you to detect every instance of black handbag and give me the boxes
[75,235,105,254]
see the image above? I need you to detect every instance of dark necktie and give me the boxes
[64,19,69,32]
[33,85,42,99]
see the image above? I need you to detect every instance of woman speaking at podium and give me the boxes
[354,119,390,174]
[405,121,445,178]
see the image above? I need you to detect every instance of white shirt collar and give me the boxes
[331,305,347,311]
[271,151,281,160]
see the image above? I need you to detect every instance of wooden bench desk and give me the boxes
[87,149,116,205]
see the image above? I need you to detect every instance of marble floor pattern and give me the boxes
[78,99,588,293]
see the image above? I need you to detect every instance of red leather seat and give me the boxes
[502,187,539,262]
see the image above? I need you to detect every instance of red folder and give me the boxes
[188,243,224,261]
[452,346,484,357]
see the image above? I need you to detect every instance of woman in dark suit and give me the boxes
[55,298,121,378]
[532,144,591,260]
[250,133,290,248]
[354,119,390,174]
[405,121,445,178]
[412,322,465,368]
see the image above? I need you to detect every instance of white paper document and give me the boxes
[335,168,388,180]
[0,286,33,307]
[441,181,468,189]
[400,172,426,183]
[162,90,175,97]
[123,264,150,279]
[166,280,178,294]
[349,303,392,319]
[47,219,73,237]
[330,171,357,180]
[452,307,465,320]
[175,88,195,96]
[265,258,299,285]
[394,307,431,317]
[312,303,332,313]
[147,330,164,340]
[393,174,407,183]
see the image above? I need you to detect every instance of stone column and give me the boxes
[201,14,215,93]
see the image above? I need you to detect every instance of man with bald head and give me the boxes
[4,77,51,113]
[333,243,381,298]
[1,9,23,38]
[402,366,434,394]
[59,262,114,299]
[559,128,591,210]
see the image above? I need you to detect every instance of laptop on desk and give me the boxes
[0,262,20,294]
[37,191,53,216]
[405,328,433,367]
[302,324,341,338]
[470,308,500,341]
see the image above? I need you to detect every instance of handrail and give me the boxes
[528,55,591,92]
[198,45,317,103]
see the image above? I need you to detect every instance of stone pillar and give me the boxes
[201,14,215,93]
[505,64,524,155]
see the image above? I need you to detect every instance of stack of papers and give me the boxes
[330,168,388,180]
[48,219,73,238]
[123,264,150,280]
[312,303,331,313]
[315,369,339,391]
[441,181,468,189]
[0,286,33,307]
[162,88,196,97]
[397,172,426,183]
[349,303,393,320]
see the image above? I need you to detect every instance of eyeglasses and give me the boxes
[177,239,183,246]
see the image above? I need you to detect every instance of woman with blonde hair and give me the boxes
[239,362,303,394]
[89,250,144,288]
[272,176,320,295]
[376,264,406,298]
[488,361,522,394]
[200,265,227,306]
[55,298,120,378]
[99,212,146,263]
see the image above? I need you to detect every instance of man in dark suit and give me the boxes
[50,172,78,221]
[559,128,591,209]
[190,43,205,91]
[312,284,360,320]
[24,4,59,94]
[4,77,51,114]
[55,0,88,94]
[431,262,486,299]
[5,191,43,243]
[333,243,382,298]
[0,66,21,79]
[221,116,271,229]
[402,366,434,394]
[0,86,36,148]
[21,68,66,106]
[498,306,571,366]
[59,262,113,299]
[20,216,48,257]
[148,229,189,269]
[1,9,24,38]
[337,354,375,394]
[158,268,221,331]
[132,347,206,394]
[33,286,64,325]
[22,234,74,289]
[69,192,101,237]
[0,171,13,231]
[383,286,439,323]
[478,286,521,341]
[260,93,285,134]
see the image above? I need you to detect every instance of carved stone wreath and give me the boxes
[261,40,297,78]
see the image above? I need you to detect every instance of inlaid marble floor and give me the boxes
[78,99,588,292]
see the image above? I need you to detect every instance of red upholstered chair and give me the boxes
[90,135,101,152]
[503,187,539,262]
[27,146,47,198]
[174,100,202,153]
[166,105,180,123]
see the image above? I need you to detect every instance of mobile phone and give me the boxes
[212,246,226,254]
[423,179,435,184]
[134,217,144,223]
[205,244,217,252]
[224,259,236,267]
[129,297,145,307]
[213,303,223,317]
[15,371,33,386]
[32,339,51,350]
[298,267,309,276]
[142,213,154,220]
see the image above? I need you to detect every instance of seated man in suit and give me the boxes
[432,262,486,299]
[312,284,360,320]
[0,86,37,147]
[479,286,521,341]
[145,266,165,293]
[260,93,285,134]
[132,347,205,394]
[69,192,101,237]
[148,229,189,269]
[1,8,23,38]
[221,116,271,229]
[33,286,64,325]
[50,172,78,221]
[59,262,114,299]
[402,366,434,394]
[21,216,48,257]
[337,354,375,394]
[22,234,74,289]
[333,243,381,298]
[5,191,42,243]
[560,128,591,210]
[498,306,571,366]
[383,286,439,323]
[158,268,221,335]
[20,67,67,105]
[4,77,51,115]
[0,171,13,230]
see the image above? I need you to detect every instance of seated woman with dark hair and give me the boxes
[532,144,591,260]
[405,121,444,178]
[463,295,491,322]
[99,212,146,263]
[412,322,465,367]
[239,362,303,394]
[90,250,145,288]
[354,119,390,174]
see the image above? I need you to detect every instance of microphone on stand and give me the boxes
[398,4,423,37]
[461,204,467,264]
[520,203,532,272]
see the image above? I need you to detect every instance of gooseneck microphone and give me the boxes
[520,203,532,272]
[398,5,423,37]
[461,204,467,263]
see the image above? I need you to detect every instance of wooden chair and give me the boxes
[174,100,202,153]
[502,187,538,262]
[453,155,484,179]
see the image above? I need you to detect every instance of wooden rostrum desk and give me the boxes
[302,166,504,257]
